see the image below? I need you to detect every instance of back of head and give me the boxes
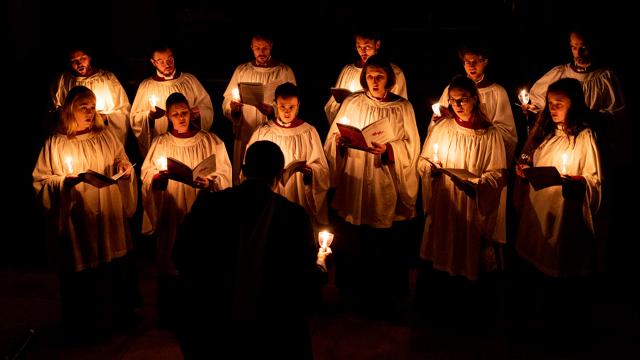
[243,141,285,182]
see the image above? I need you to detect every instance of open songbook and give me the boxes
[330,87,354,104]
[167,155,216,186]
[426,159,479,187]
[336,117,394,151]
[78,165,132,188]
[238,81,284,107]
[280,159,307,186]
[521,166,563,191]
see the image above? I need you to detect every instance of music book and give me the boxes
[426,159,479,187]
[522,166,563,191]
[238,81,284,107]
[78,167,130,188]
[280,159,307,185]
[167,155,216,186]
[336,117,394,151]
[330,87,354,104]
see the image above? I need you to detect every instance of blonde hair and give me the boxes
[58,86,106,136]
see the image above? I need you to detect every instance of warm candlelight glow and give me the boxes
[348,81,358,92]
[318,230,334,250]
[431,103,441,117]
[95,96,105,112]
[561,152,568,174]
[518,89,530,105]
[157,156,167,171]
[64,156,74,173]
[149,95,159,108]
[433,143,439,162]
[231,88,240,101]
[339,116,350,125]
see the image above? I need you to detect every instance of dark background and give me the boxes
[5,0,635,278]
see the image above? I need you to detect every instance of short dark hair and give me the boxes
[243,141,285,182]
[457,44,490,62]
[359,54,396,91]
[166,92,189,110]
[275,82,299,100]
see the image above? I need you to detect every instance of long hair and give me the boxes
[58,85,105,136]
[520,78,591,162]
[165,92,195,132]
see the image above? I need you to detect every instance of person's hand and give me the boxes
[149,106,166,120]
[429,160,442,177]
[521,103,539,115]
[190,106,201,120]
[116,161,134,180]
[431,105,450,124]
[301,165,313,185]
[193,176,210,190]
[230,100,243,115]
[63,174,81,188]
[255,103,274,118]
[152,170,169,191]
[561,175,586,199]
[369,142,387,155]
[317,246,333,270]
[515,163,530,178]
[451,176,476,198]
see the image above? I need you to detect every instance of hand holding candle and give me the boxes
[318,230,334,251]
[431,103,441,117]
[157,156,167,171]
[149,95,159,108]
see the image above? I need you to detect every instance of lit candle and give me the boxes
[149,94,159,108]
[518,89,530,105]
[348,81,358,92]
[231,88,240,101]
[318,230,334,251]
[64,156,74,174]
[95,96,105,112]
[431,103,441,117]
[157,156,167,171]
[339,116,350,125]
[433,143,439,162]
[561,152,568,174]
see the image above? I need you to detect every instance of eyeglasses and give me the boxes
[152,57,174,66]
[448,97,472,106]
[355,45,374,52]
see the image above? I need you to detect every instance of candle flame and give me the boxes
[431,103,441,117]
[318,230,334,249]
[149,95,159,108]
[348,82,358,92]
[518,89,530,105]
[157,156,167,171]
[231,88,240,101]
[561,152,568,174]
[65,156,74,173]
[339,116,350,125]
[95,96,105,112]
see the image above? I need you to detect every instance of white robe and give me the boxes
[141,130,232,274]
[418,118,507,281]
[515,128,602,277]
[529,64,624,116]
[33,129,138,272]
[437,83,517,161]
[222,62,296,185]
[130,73,214,157]
[247,121,330,225]
[324,92,420,228]
[325,63,408,125]
[51,69,131,144]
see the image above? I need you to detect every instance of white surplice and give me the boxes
[51,69,131,144]
[33,129,138,272]
[247,120,330,225]
[437,83,517,161]
[141,130,232,274]
[222,62,296,185]
[130,73,214,157]
[529,64,624,116]
[324,92,420,228]
[418,118,507,281]
[324,63,408,125]
[515,128,602,277]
